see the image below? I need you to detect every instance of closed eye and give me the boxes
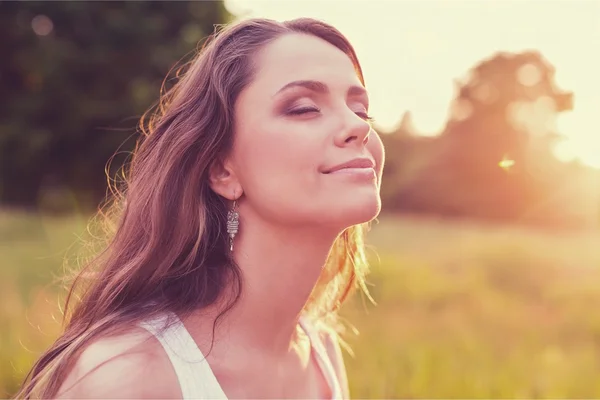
[286,107,373,121]
[355,111,375,122]
[287,107,321,116]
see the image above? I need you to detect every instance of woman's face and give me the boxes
[231,33,385,230]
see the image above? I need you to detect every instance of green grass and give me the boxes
[3,211,600,398]
[0,211,89,397]
[343,215,600,398]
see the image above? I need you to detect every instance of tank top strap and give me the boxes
[139,313,228,400]
[298,316,345,399]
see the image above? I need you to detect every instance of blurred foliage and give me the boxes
[0,1,231,209]
[345,215,600,398]
[1,2,598,229]
[377,51,599,229]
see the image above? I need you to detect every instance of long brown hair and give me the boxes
[16,17,373,398]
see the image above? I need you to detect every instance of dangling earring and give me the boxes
[226,199,239,252]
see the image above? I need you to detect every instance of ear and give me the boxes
[209,157,243,200]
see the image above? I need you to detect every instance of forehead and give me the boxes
[251,33,362,93]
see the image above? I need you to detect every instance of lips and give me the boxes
[324,157,376,174]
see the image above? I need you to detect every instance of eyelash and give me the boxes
[355,111,375,122]
[287,107,374,122]
[287,107,321,115]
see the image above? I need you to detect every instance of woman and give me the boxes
[17,16,384,399]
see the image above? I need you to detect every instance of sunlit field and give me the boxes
[2,211,600,398]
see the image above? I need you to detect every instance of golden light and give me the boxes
[499,155,515,171]
[227,0,600,168]
[556,112,600,169]
[507,97,557,136]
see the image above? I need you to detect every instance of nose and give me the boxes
[334,111,372,148]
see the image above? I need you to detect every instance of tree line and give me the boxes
[1,2,596,228]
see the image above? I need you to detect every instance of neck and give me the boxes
[233,212,339,349]
[190,209,342,359]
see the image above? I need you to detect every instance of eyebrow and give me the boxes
[274,79,368,98]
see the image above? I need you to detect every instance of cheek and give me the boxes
[368,131,385,175]
[234,125,321,194]
[233,125,327,223]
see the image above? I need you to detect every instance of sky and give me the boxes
[225,0,600,167]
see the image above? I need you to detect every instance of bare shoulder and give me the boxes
[56,326,181,399]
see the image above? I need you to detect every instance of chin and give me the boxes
[328,193,382,230]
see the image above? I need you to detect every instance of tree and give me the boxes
[386,50,576,224]
[0,1,231,210]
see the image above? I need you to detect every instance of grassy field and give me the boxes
[2,211,600,398]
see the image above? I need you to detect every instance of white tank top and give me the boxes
[139,313,348,399]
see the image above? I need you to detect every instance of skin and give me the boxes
[57,32,384,399]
